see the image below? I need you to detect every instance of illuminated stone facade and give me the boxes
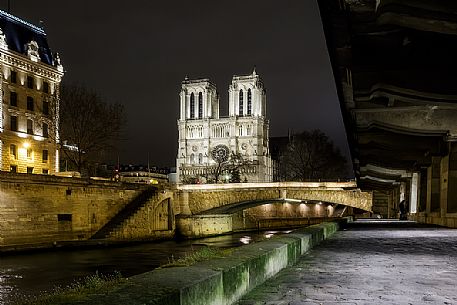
[0,10,64,174]
[177,69,272,183]
[0,172,175,245]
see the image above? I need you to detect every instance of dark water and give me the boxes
[0,230,290,304]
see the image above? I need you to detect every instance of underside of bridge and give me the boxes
[200,199,345,216]
[318,0,457,226]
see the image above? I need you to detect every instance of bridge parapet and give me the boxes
[178,181,357,191]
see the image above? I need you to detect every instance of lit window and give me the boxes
[10,144,17,159]
[27,119,33,135]
[27,76,34,89]
[198,92,203,119]
[42,150,48,163]
[10,92,17,107]
[190,93,195,118]
[27,167,33,174]
[239,89,243,116]
[10,71,17,83]
[42,123,49,138]
[10,165,17,173]
[43,100,49,115]
[247,89,252,115]
[27,96,34,111]
[10,116,17,131]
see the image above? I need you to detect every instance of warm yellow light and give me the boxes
[285,198,302,203]
[23,142,30,148]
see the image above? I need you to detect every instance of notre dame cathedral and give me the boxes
[176,68,272,183]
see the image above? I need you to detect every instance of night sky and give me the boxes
[4,0,350,168]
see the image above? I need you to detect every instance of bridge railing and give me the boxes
[177,180,357,190]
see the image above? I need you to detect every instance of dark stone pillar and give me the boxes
[385,186,401,219]
[448,143,457,213]
[430,157,441,212]
[373,190,391,218]
[440,154,449,217]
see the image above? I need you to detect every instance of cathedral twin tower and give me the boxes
[177,69,272,183]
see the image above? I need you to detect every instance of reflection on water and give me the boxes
[0,230,288,304]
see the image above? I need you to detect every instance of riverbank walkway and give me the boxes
[237,219,457,305]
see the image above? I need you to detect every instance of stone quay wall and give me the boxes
[0,172,151,246]
[412,212,457,228]
[48,220,347,305]
[177,208,344,238]
[108,190,176,240]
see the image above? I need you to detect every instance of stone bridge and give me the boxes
[177,181,372,215]
[175,182,372,238]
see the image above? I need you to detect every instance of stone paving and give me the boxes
[237,220,457,305]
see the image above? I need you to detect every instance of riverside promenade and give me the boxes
[237,220,457,305]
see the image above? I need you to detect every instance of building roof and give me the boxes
[0,9,54,66]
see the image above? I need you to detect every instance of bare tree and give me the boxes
[226,152,251,183]
[181,149,251,184]
[210,151,250,183]
[281,129,347,181]
[59,84,125,175]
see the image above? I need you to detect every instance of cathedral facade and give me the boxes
[177,69,272,183]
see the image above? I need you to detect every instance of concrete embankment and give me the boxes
[50,220,347,305]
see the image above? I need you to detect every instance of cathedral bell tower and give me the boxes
[228,67,266,118]
[179,78,219,120]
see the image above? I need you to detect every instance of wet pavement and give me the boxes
[237,220,457,305]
